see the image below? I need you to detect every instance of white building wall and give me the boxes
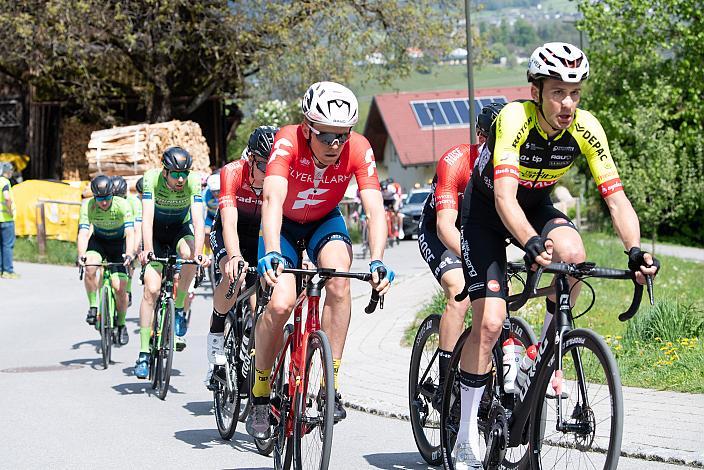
[378,142,434,192]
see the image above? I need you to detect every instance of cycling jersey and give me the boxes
[218,159,262,222]
[141,168,202,225]
[267,125,379,224]
[79,197,134,239]
[211,158,263,285]
[125,194,142,223]
[473,101,623,208]
[417,144,477,284]
[421,144,478,232]
[202,187,219,221]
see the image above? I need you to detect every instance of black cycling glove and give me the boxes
[626,247,660,274]
[523,235,550,265]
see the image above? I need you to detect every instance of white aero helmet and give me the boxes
[301,81,359,127]
[207,174,220,192]
[527,42,589,83]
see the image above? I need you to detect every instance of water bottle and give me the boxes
[502,338,523,393]
[515,344,539,391]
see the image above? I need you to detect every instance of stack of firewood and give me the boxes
[62,118,103,181]
[85,120,211,179]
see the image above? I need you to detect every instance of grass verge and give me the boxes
[14,236,77,266]
[403,231,704,392]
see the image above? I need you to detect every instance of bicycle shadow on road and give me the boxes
[364,452,436,470]
[112,381,185,397]
[71,339,101,352]
[60,357,108,371]
[183,400,213,417]
[173,428,259,453]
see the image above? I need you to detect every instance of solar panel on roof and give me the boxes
[410,96,508,128]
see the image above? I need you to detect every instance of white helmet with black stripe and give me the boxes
[301,81,359,127]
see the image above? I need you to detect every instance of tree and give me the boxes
[578,0,704,245]
[0,1,462,125]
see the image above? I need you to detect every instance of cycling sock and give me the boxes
[252,368,272,398]
[333,359,341,390]
[210,309,226,334]
[117,310,127,326]
[456,370,490,458]
[127,276,132,294]
[87,291,98,308]
[540,298,556,343]
[438,349,453,390]
[175,289,187,310]
[139,327,151,353]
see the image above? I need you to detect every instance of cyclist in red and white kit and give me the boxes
[417,102,504,409]
[205,126,277,377]
[246,81,395,439]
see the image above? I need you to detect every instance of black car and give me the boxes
[400,187,432,239]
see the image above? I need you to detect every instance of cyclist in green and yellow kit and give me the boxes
[134,147,208,379]
[77,175,135,345]
[111,176,142,306]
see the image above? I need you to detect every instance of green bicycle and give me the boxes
[79,259,127,369]
[145,254,202,400]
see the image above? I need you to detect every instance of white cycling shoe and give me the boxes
[207,332,226,365]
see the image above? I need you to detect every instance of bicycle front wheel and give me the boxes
[528,328,623,470]
[99,285,112,369]
[214,313,240,439]
[156,298,175,400]
[292,330,334,470]
[408,314,442,465]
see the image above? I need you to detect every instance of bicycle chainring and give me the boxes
[484,403,509,469]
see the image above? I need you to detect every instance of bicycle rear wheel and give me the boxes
[408,314,442,465]
[528,328,623,470]
[99,285,112,369]
[156,298,175,400]
[272,324,294,469]
[441,317,537,470]
[214,313,241,439]
[292,330,334,470]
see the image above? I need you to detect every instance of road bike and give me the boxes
[210,264,276,453]
[409,262,537,465]
[262,244,385,470]
[79,260,128,369]
[145,254,201,400]
[441,261,654,470]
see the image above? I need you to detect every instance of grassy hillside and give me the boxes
[353,64,526,131]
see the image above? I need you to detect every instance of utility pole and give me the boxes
[465,0,477,145]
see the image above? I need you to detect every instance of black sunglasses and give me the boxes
[307,123,350,147]
[254,159,267,172]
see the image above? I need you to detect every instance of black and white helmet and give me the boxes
[247,126,279,159]
[301,81,359,127]
[527,42,589,83]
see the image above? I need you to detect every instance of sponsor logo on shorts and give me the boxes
[468,282,484,293]
[553,218,569,225]
[487,279,500,292]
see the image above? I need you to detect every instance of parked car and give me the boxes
[400,187,432,239]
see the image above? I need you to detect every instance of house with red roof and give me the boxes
[363,86,530,191]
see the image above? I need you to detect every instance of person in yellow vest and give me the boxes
[0,162,18,279]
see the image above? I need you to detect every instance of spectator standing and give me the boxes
[0,162,17,279]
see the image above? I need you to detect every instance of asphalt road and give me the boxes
[0,254,696,469]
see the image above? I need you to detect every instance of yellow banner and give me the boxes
[13,180,83,241]
[0,153,30,172]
